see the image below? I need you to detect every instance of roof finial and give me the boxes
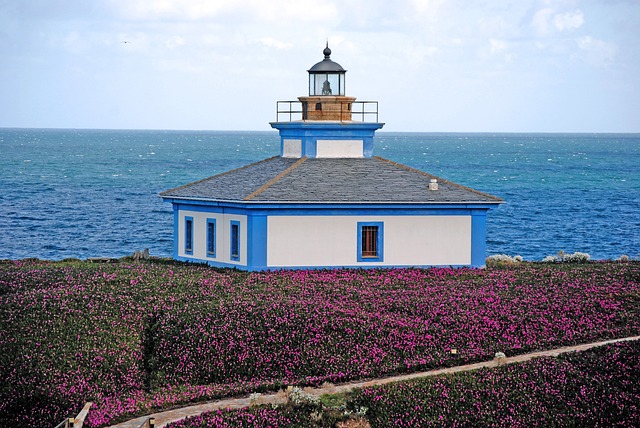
[323,39,332,59]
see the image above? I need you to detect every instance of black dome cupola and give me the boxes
[308,43,346,96]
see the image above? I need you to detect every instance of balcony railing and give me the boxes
[275,100,379,123]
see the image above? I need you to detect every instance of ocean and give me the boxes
[1,128,638,262]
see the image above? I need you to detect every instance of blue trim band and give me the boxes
[166,200,498,214]
[270,121,384,159]
[173,256,475,272]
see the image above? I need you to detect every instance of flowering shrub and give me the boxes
[486,254,523,266]
[287,387,320,407]
[542,251,591,263]
[165,406,321,428]
[0,260,638,426]
[564,252,591,263]
[347,340,640,427]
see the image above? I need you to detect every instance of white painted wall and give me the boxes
[178,210,247,266]
[267,215,471,267]
[384,216,471,265]
[316,139,363,158]
[282,139,302,158]
[268,216,355,266]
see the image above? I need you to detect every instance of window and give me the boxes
[361,226,379,257]
[184,217,194,255]
[230,221,240,261]
[357,222,384,262]
[206,219,216,257]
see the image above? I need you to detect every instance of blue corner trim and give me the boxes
[247,214,268,269]
[471,211,487,268]
[172,205,179,259]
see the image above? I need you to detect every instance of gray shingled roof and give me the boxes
[159,156,503,205]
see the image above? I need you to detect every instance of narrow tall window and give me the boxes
[361,226,379,258]
[206,219,216,257]
[184,217,194,255]
[230,221,240,261]
[357,222,384,262]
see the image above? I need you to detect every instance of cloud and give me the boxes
[553,10,584,31]
[111,0,338,23]
[532,7,554,35]
[165,35,186,49]
[410,0,448,19]
[489,38,508,54]
[532,7,584,35]
[111,0,234,21]
[61,31,91,54]
[576,36,617,66]
[257,37,293,50]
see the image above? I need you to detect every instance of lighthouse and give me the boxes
[271,44,383,159]
[160,45,502,270]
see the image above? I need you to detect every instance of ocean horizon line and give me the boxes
[1,126,639,136]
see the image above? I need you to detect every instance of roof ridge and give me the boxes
[244,156,308,201]
[159,156,279,197]
[373,156,504,203]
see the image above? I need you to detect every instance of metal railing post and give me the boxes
[275,100,367,122]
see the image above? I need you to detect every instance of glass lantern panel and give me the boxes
[311,73,344,96]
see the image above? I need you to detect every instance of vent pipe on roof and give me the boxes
[429,178,439,191]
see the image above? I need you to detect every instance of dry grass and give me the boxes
[337,417,371,428]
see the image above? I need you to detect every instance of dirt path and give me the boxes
[108,335,640,428]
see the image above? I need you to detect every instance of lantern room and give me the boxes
[308,44,346,96]
[296,44,356,122]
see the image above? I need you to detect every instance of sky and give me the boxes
[1,0,639,132]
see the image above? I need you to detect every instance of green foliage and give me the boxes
[319,393,347,409]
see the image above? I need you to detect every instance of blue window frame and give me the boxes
[206,218,216,257]
[184,216,194,255]
[357,222,384,262]
[230,220,240,261]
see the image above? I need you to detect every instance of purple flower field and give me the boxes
[347,339,640,427]
[166,340,640,427]
[0,260,638,426]
[166,406,323,428]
